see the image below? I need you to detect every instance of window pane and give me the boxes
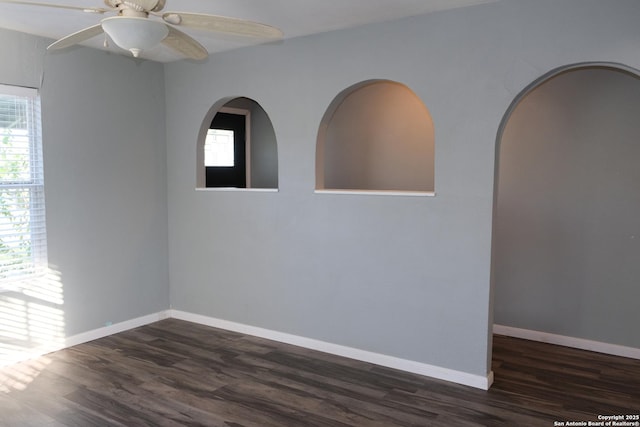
[204,129,235,167]
[0,95,28,129]
[0,188,33,279]
[0,95,30,182]
[0,129,30,182]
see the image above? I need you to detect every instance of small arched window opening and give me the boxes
[316,80,434,194]
[197,97,278,190]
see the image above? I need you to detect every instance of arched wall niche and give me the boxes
[196,96,278,190]
[316,79,435,194]
[492,62,640,353]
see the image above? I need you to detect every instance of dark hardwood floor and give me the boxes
[1,319,638,426]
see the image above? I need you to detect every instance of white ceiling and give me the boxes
[0,0,496,62]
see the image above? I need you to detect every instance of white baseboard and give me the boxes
[64,310,171,348]
[170,310,493,390]
[1,310,170,367]
[2,308,493,390]
[493,324,640,360]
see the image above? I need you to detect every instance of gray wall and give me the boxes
[249,102,278,189]
[0,28,169,344]
[165,0,640,378]
[493,67,640,348]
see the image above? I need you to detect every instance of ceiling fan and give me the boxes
[0,0,283,60]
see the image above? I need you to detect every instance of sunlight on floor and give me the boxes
[0,267,64,392]
[0,357,52,393]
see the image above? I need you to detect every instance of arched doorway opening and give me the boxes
[492,63,640,356]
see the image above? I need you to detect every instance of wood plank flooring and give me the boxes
[1,319,639,426]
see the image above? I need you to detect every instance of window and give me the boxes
[0,84,47,286]
[205,109,248,188]
[205,128,236,167]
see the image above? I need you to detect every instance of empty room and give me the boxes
[1,0,639,425]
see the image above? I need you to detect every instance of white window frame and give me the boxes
[0,84,47,289]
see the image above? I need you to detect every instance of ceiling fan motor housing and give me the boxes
[104,0,166,13]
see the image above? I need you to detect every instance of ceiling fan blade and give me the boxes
[0,0,107,13]
[47,24,104,50]
[162,12,283,39]
[162,25,208,60]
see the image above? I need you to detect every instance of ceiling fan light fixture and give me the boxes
[101,16,168,57]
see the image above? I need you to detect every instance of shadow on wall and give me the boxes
[493,63,640,349]
[316,80,435,192]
